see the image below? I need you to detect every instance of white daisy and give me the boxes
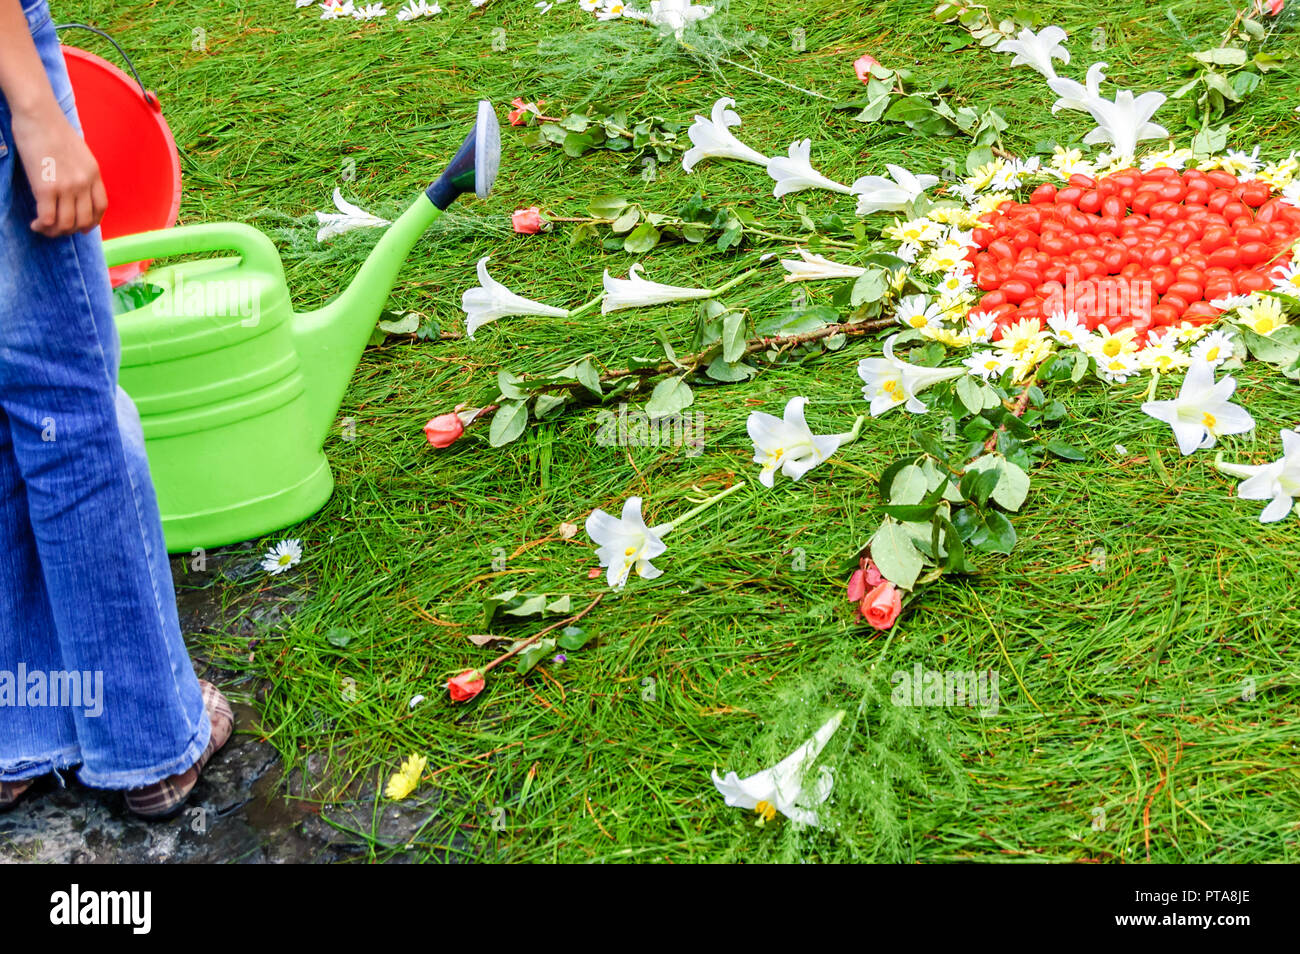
[1190,329,1236,367]
[262,539,304,575]
[963,349,1012,381]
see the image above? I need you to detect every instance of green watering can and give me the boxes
[102,101,500,553]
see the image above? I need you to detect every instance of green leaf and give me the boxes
[575,358,603,398]
[851,269,889,306]
[589,195,629,217]
[498,370,528,400]
[1235,324,1300,371]
[534,393,567,420]
[869,518,925,590]
[966,453,1030,511]
[515,637,557,675]
[704,355,757,382]
[623,223,661,254]
[755,305,837,337]
[881,503,940,521]
[489,400,529,447]
[1045,440,1086,461]
[721,311,746,363]
[1191,47,1248,66]
[325,627,353,649]
[645,378,693,419]
[890,464,929,505]
[972,511,1017,554]
[610,206,642,234]
[955,374,986,415]
[556,626,592,651]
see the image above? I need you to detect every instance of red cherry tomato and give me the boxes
[1241,184,1269,208]
[1236,271,1272,294]
[1206,246,1241,268]
[1001,279,1033,303]
[1148,266,1176,295]
[1029,183,1058,205]
[1056,186,1085,207]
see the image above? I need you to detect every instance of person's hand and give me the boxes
[9,101,108,237]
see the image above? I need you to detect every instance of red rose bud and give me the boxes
[424,413,464,448]
[1266,0,1283,15]
[853,54,882,83]
[512,206,544,234]
[860,581,902,631]
[448,669,485,702]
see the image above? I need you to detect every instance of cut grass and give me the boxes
[71,0,1300,861]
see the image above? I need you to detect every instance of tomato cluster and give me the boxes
[967,167,1300,341]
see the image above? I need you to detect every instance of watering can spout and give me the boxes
[293,100,501,449]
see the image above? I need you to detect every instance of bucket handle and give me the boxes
[54,23,157,108]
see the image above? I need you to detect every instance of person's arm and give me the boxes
[0,0,107,237]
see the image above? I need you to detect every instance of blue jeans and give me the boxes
[0,0,208,788]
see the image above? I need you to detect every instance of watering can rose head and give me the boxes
[99,102,503,552]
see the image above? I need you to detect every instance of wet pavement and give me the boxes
[0,545,462,864]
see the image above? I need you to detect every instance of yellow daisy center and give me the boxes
[1204,346,1221,362]
[1102,338,1122,357]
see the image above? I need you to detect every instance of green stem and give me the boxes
[836,414,867,444]
[706,268,760,299]
[748,227,857,249]
[653,481,747,536]
[566,293,607,319]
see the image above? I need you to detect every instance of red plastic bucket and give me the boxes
[61,39,181,286]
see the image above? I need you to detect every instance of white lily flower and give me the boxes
[584,496,669,591]
[857,334,964,416]
[647,0,713,36]
[1217,429,1300,523]
[1048,75,1169,159]
[993,25,1071,78]
[682,97,769,172]
[315,188,391,242]
[1048,62,1108,114]
[1140,359,1255,456]
[766,139,853,198]
[747,397,850,487]
[711,710,845,828]
[851,164,940,216]
[780,248,867,282]
[601,264,714,313]
[461,256,568,338]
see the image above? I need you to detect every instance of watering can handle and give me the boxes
[102,222,284,278]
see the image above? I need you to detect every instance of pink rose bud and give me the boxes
[847,568,867,603]
[424,413,464,448]
[587,567,602,580]
[448,669,485,703]
[1266,0,1283,14]
[853,54,882,83]
[859,581,902,631]
[512,206,544,234]
[864,558,884,587]
[508,97,539,125]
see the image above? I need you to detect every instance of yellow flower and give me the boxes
[963,159,1005,193]
[1257,153,1298,190]
[1240,296,1286,336]
[385,753,428,801]
[996,317,1048,360]
[970,191,1014,218]
[1049,147,1095,180]
[1089,324,1138,359]
[920,324,972,348]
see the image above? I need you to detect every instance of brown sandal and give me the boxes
[0,779,35,812]
[125,680,234,820]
